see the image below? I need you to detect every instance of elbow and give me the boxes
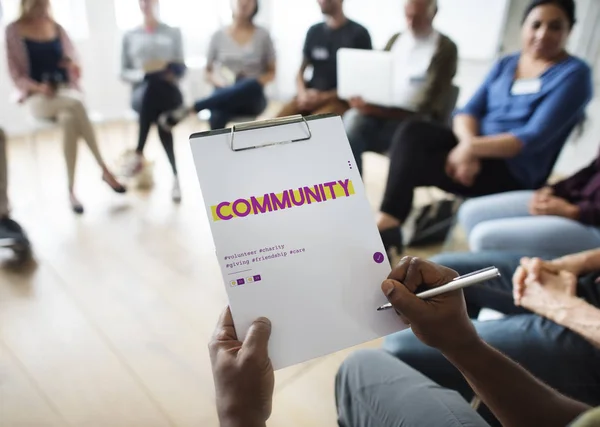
[509,138,525,157]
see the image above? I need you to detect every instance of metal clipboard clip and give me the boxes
[229,114,312,152]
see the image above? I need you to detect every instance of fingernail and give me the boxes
[382,280,396,297]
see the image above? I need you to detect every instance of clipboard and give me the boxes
[189,114,405,370]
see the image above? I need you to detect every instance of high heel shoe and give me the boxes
[379,227,403,259]
[102,172,127,194]
[70,194,84,215]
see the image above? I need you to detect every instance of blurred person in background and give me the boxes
[276,0,372,118]
[375,0,593,257]
[5,0,126,214]
[120,0,186,203]
[456,146,600,257]
[345,0,458,176]
[159,0,276,131]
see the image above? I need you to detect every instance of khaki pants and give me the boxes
[0,128,8,217]
[28,89,105,189]
[276,96,350,118]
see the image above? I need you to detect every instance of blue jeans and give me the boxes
[383,251,600,426]
[457,191,600,257]
[193,78,266,130]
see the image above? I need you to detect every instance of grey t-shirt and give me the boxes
[207,26,275,80]
[121,23,184,84]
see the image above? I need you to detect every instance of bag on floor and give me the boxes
[405,197,463,247]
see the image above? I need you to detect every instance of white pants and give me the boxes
[458,191,600,257]
[28,89,105,189]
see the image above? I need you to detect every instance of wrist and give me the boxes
[441,336,487,362]
[551,295,584,325]
[457,138,476,157]
[553,254,585,276]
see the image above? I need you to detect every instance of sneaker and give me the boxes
[171,178,182,203]
[158,106,190,132]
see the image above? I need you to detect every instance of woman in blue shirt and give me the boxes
[377,0,593,255]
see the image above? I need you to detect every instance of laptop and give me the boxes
[337,48,396,107]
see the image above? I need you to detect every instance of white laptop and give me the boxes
[337,48,396,107]
[338,48,431,111]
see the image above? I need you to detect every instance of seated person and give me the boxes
[120,0,186,202]
[376,0,593,257]
[276,0,372,118]
[209,258,600,427]
[384,249,600,426]
[6,0,126,214]
[346,0,458,175]
[457,146,600,257]
[160,0,276,131]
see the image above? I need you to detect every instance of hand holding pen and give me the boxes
[380,257,499,353]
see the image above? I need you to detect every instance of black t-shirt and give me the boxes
[303,20,372,92]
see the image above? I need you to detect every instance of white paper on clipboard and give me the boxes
[189,114,406,370]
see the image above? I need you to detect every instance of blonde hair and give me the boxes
[19,0,52,21]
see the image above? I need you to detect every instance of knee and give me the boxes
[336,349,394,395]
[393,119,429,144]
[468,222,498,252]
[57,110,77,127]
[457,198,483,233]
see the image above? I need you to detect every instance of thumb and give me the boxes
[241,317,272,358]
[382,279,425,320]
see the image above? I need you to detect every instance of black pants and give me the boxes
[132,76,183,175]
[381,120,524,222]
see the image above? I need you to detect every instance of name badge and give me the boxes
[312,47,329,61]
[511,78,542,95]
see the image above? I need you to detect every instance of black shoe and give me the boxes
[380,227,403,260]
[71,202,84,214]
[0,217,30,247]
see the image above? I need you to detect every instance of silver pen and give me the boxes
[377,266,501,311]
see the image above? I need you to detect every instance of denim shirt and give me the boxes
[457,53,593,189]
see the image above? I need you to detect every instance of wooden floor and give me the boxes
[0,118,442,427]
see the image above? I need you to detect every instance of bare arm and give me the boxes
[465,133,524,158]
[546,296,600,349]
[553,248,600,276]
[444,341,590,427]
[453,114,480,141]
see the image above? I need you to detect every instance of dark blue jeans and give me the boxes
[193,78,266,130]
[384,251,600,426]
